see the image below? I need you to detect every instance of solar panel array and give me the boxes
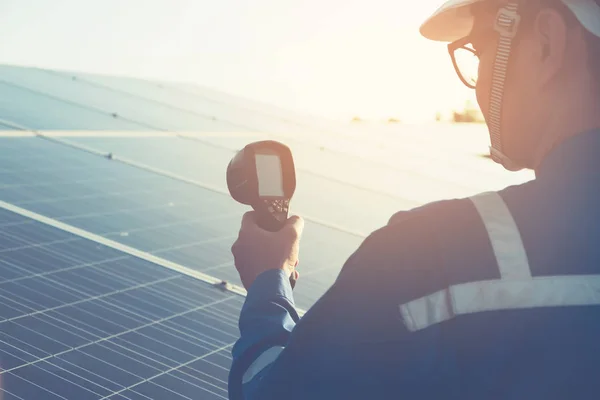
[0,64,533,399]
[0,205,244,399]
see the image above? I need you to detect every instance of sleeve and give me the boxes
[229,211,451,400]
[228,269,299,400]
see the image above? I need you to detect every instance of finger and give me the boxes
[294,270,300,280]
[231,240,243,270]
[241,211,257,231]
[286,215,305,238]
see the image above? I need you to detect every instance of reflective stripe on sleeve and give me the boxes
[242,346,284,385]
[400,192,600,332]
[470,192,531,279]
[400,276,600,332]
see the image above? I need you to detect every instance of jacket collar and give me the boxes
[535,128,600,181]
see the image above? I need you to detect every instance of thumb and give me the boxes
[286,215,304,238]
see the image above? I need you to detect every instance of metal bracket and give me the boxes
[214,280,234,292]
[495,6,521,38]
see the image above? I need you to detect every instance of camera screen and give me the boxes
[255,154,285,197]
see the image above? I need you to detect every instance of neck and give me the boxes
[531,87,600,169]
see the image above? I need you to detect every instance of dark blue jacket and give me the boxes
[229,129,600,399]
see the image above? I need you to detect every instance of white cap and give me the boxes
[421,0,600,42]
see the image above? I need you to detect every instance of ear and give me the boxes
[533,7,569,86]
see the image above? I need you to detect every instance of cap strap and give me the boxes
[488,2,521,169]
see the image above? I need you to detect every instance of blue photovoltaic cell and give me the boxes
[0,210,242,399]
[0,137,363,310]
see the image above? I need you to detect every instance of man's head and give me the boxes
[422,0,600,171]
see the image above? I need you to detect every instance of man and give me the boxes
[229,0,600,398]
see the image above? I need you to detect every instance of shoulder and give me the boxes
[386,197,474,227]
[337,185,533,303]
[386,179,538,228]
[336,198,472,298]
[383,195,486,254]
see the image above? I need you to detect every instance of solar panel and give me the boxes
[0,65,290,134]
[0,207,242,399]
[0,136,361,310]
[0,81,144,132]
[61,135,414,234]
[43,68,329,137]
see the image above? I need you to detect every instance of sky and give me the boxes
[0,0,477,122]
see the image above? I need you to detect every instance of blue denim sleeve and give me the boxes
[228,269,300,400]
